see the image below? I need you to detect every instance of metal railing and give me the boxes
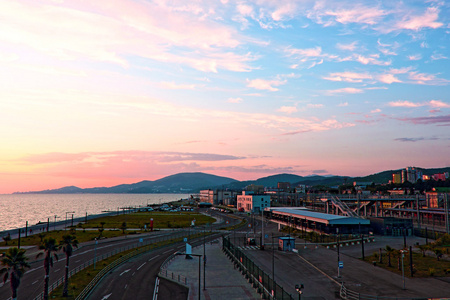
[222,237,294,300]
[340,283,429,300]
[158,252,188,286]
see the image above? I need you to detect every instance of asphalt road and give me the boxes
[0,230,189,300]
[87,233,225,300]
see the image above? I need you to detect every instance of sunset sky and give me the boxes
[1,0,449,193]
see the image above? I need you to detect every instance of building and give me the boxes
[277,182,291,191]
[199,189,215,205]
[237,191,270,213]
[200,189,236,205]
[392,173,402,184]
[245,184,265,194]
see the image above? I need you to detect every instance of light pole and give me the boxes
[295,283,304,300]
[337,228,340,278]
[65,211,75,231]
[400,250,407,290]
[54,215,58,231]
[176,252,202,300]
[94,238,98,270]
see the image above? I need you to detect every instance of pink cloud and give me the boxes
[323,71,372,83]
[408,54,422,61]
[227,97,243,103]
[378,73,401,84]
[388,100,422,108]
[327,87,364,95]
[277,106,298,114]
[388,100,450,108]
[393,7,443,31]
[246,78,286,91]
[0,1,254,72]
[336,41,358,51]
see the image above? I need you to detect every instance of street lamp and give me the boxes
[65,211,75,231]
[295,283,304,300]
[400,249,407,290]
[94,238,98,270]
[54,215,58,231]
[175,252,202,300]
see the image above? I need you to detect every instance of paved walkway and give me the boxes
[164,239,260,300]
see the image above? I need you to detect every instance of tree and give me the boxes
[37,238,59,300]
[417,244,430,257]
[433,248,443,261]
[38,233,47,243]
[120,222,127,234]
[2,233,11,246]
[385,245,395,267]
[0,247,30,300]
[59,235,78,297]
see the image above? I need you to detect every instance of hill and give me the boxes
[13,167,450,194]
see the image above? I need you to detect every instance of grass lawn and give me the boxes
[0,212,216,248]
[362,249,450,277]
[80,211,215,230]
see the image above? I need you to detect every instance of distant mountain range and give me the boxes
[14,167,450,194]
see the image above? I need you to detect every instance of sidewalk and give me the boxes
[164,239,260,300]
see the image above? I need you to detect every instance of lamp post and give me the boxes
[54,215,58,231]
[400,250,407,290]
[94,238,98,270]
[176,252,202,300]
[65,211,75,231]
[295,284,304,300]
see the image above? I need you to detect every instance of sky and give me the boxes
[1,0,450,193]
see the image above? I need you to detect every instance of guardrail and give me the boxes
[340,283,429,300]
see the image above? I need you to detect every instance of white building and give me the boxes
[237,191,270,213]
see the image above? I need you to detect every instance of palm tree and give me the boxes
[37,238,59,300]
[59,235,78,297]
[0,247,30,300]
[385,245,395,267]
[2,233,11,246]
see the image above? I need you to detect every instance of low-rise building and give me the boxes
[237,191,270,213]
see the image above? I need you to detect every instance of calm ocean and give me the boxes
[0,193,190,232]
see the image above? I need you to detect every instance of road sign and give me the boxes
[339,261,344,269]
[139,238,143,243]
[183,237,187,242]
[265,234,268,238]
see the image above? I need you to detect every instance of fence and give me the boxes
[32,230,191,300]
[340,283,429,300]
[222,237,294,300]
[158,253,188,286]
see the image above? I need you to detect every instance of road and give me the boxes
[0,230,190,300]
[87,233,224,300]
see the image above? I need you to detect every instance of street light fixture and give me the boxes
[175,252,202,300]
[295,283,304,300]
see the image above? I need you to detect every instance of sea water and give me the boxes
[0,193,190,231]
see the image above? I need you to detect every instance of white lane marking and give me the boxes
[101,293,112,299]
[75,260,81,263]
[119,269,131,276]
[148,255,160,261]
[124,284,128,289]
[54,269,60,273]
[137,262,146,270]
[162,249,174,254]
[32,280,39,285]
[132,272,135,276]
[27,266,44,273]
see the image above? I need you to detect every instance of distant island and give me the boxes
[13,167,450,194]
